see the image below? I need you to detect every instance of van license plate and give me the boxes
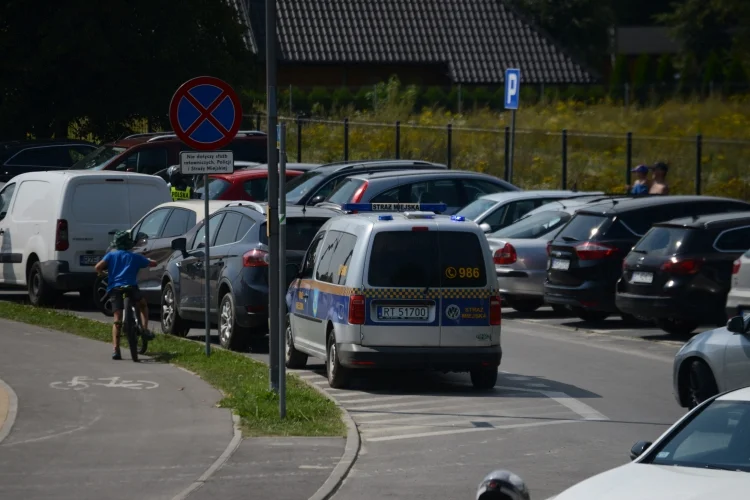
[80,255,102,266]
[631,272,653,284]
[551,259,570,270]
[377,306,429,321]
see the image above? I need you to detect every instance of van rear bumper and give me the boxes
[40,261,96,291]
[338,343,502,371]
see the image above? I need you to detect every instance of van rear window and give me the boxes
[367,231,487,287]
[557,214,610,241]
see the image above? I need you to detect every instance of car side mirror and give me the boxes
[310,195,325,205]
[727,315,746,334]
[171,237,188,257]
[630,440,652,461]
[479,223,491,233]
[135,232,148,243]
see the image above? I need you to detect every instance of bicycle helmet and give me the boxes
[476,470,530,500]
[112,230,134,250]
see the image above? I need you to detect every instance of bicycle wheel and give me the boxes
[134,314,148,355]
[123,297,139,362]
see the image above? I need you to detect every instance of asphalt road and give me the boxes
[0,290,694,499]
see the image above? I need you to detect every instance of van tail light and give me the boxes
[733,259,741,275]
[243,249,269,267]
[661,257,703,275]
[490,295,502,325]
[493,243,517,265]
[55,219,69,251]
[575,242,617,260]
[351,181,368,203]
[349,294,366,324]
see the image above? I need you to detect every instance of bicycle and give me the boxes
[106,285,149,362]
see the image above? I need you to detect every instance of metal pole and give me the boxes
[447,123,452,169]
[296,113,302,163]
[626,132,633,187]
[696,134,702,195]
[395,121,400,159]
[508,110,517,184]
[266,0,280,392]
[561,129,568,190]
[279,123,287,418]
[203,173,211,357]
[343,118,349,161]
[504,126,510,182]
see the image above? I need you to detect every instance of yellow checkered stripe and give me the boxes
[355,288,495,299]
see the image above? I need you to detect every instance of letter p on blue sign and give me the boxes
[504,69,520,110]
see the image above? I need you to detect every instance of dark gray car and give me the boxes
[318,169,520,214]
[160,201,341,351]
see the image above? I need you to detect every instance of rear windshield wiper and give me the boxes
[561,236,579,242]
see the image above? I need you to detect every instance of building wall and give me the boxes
[278,63,453,88]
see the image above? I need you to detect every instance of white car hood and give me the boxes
[554,463,750,500]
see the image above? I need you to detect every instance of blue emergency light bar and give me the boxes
[341,202,448,213]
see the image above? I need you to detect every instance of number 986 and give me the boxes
[458,267,480,278]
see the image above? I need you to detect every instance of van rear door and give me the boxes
[126,175,172,223]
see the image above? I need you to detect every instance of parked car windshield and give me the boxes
[643,400,750,472]
[195,178,231,199]
[70,145,127,170]
[491,211,572,239]
[285,170,325,203]
[632,227,694,256]
[456,198,497,221]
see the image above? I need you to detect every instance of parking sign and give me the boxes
[504,69,520,110]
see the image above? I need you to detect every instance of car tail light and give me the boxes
[351,181,368,203]
[349,294,366,324]
[546,241,551,256]
[493,243,517,265]
[243,249,269,267]
[575,242,617,260]
[55,219,69,251]
[490,295,502,325]
[733,259,741,275]
[661,257,703,275]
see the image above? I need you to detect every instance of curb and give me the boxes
[0,377,18,445]
[303,377,361,500]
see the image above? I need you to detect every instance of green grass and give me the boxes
[0,301,345,437]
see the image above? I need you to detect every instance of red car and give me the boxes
[200,168,304,201]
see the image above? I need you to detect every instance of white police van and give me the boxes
[285,202,502,389]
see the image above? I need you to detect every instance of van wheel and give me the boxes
[470,367,498,390]
[326,330,350,389]
[28,262,57,307]
[161,281,189,337]
[658,318,699,336]
[218,293,249,352]
[572,307,610,322]
[285,314,308,369]
[506,297,544,313]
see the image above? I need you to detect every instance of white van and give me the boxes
[0,171,171,305]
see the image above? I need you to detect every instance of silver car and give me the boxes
[456,190,603,234]
[726,249,750,317]
[673,313,750,409]
[488,195,628,313]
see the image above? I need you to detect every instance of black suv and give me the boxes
[0,139,97,182]
[285,159,447,207]
[616,211,750,335]
[544,196,750,323]
[160,201,341,351]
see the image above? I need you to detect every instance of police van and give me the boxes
[285,202,502,390]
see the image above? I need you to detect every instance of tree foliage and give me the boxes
[0,0,254,140]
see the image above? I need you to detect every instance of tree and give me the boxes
[0,0,254,140]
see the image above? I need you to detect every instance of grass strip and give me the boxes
[0,301,345,437]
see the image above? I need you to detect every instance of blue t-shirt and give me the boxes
[631,183,649,195]
[102,250,150,291]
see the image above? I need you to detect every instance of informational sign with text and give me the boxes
[179,151,234,175]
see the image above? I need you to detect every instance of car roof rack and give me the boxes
[124,132,173,140]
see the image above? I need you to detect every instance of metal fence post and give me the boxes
[296,113,302,162]
[626,132,633,187]
[343,118,349,161]
[256,112,261,130]
[395,121,401,159]
[561,129,568,190]
[696,134,702,195]
[504,126,510,182]
[446,123,452,169]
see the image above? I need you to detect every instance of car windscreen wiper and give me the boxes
[561,236,579,242]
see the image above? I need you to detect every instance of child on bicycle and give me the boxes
[94,230,158,360]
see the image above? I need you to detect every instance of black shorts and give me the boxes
[109,286,144,312]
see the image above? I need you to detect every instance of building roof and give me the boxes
[245,0,597,84]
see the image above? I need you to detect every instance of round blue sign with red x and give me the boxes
[169,76,243,151]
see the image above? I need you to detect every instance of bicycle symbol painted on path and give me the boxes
[50,376,159,391]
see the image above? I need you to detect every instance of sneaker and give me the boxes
[141,329,155,341]
[112,347,122,360]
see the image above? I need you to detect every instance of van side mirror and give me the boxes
[171,237,188,257]
[727,315,746,334]
[479,223,491,233]
[630,440,652,460]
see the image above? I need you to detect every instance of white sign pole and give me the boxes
[278,122,287,419]
[504,69,520,185]
[203,173,211,356]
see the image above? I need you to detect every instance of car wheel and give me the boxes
[93,274,114,317]
[470,367,498,390]
[687,360,718,409]
[161,281,189,337]
[27,261,57,307]
[285,314,308,369]
[218,293,249,352]
[571,307,610,322]
[506,297,544,313]
[657,318,699,336]
[326,329,350,389]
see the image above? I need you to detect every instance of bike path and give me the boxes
[0,318,234,500]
